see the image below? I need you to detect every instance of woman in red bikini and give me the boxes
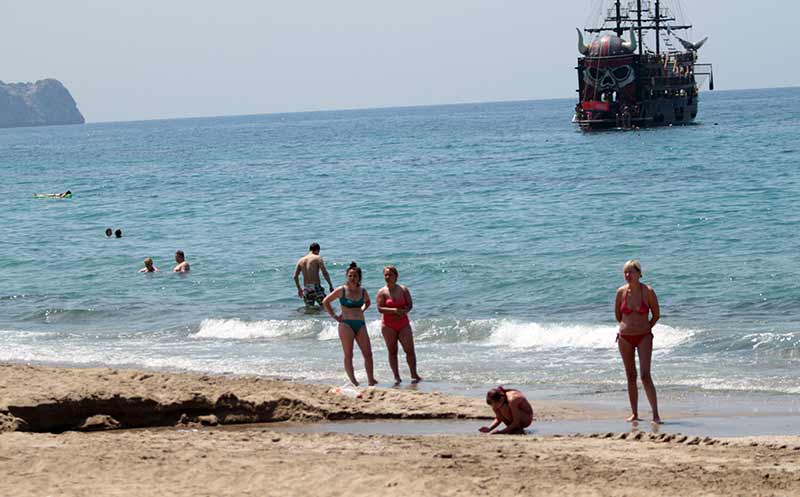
[376,266,421,385]
[614,259,662,424]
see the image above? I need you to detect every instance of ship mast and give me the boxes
[636,0,643,55]
[655,0,661,54]
[586,1,695,54]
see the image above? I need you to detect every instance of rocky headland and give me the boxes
[0,78,84,128]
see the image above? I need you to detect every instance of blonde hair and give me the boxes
[144,258,153,265]
[623,259,642,275]
[384,265,398,278]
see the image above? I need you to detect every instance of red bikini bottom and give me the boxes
[616,333,653,347]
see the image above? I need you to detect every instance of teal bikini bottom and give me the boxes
[342,319,366,334]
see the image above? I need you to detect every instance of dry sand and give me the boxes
[2,363,799,496]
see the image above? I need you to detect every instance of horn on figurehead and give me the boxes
[576,28,590,55]
[621,26,637,52]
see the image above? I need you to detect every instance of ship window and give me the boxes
[612,66,632,80]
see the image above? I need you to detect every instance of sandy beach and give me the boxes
[1,363,799,496]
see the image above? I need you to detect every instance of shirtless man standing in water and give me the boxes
[294,243,334,307]
[173,250,190,272]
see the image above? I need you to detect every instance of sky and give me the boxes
[3,0,798,122]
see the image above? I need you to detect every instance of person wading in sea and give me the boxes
[294,242,334,307]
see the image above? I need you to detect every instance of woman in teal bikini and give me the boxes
[323,262,377,386]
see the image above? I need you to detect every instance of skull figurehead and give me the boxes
[576,28,638,113]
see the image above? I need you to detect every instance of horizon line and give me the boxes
[87,84,800,126]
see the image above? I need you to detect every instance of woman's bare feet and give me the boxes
[392,378,402,386]
[626,414,641,422]
[652,417,663,425]
[368,379,379,386]
[411,376,422,384]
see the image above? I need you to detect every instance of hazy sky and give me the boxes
[4,1,797,122]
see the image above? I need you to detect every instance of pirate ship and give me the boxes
[573,0,713,129]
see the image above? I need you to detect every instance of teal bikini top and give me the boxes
[339,286,364,308]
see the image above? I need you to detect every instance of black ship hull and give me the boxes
[574,53,702,130]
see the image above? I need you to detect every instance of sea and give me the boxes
[2,88,799,413]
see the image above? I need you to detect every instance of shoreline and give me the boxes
[2,361,798,434]
[0,362,613,433]
[3,363,800,496]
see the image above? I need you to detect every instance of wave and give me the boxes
[485,321,694,351]
[190,317,696,351]
[670,376,800,395]
[191,318,384,341]
[740,332,800,352]
[689,330,800,358]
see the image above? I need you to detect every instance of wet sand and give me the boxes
[2,363,800,496]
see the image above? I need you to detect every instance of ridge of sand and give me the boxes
[0,364,597,433]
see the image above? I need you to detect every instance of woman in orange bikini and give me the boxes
[614,259,662,424]
[376,266,421,385]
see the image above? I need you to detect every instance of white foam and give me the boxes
[485,320,694,350]
[673,376,800,395]
[192,318,318,340]
[317,319,384,341]
[192,318,384,342]
[316,321,340,341]
[744,332,799,350]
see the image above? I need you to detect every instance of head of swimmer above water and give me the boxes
[309,242,320,255]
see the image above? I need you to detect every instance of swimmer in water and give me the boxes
[173,250,190,272]
[35,190,72,198]
[138,258,158,273]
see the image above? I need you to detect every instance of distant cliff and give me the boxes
[0,79,85,128]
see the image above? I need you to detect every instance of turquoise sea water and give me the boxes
[1,88,799,401]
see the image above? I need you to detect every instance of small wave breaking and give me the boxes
[190,317,696,351]
[192,318,381,341]
[486,320,694,350]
